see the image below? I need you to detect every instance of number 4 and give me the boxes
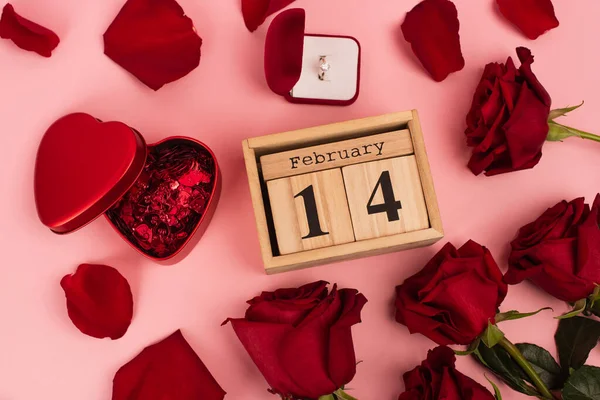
[366,171,402,222]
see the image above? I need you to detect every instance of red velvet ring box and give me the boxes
[265,8,361,106]
[34,113,221,262]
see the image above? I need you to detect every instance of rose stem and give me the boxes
[498,337,554,400]
[556,123,600,143]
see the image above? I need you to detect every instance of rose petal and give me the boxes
[0,4,59,57]
[112,330,226,400]
[577,194,600,284]
[242,0,295,32]
[103,0,202,91]
[401,0,465,82]
[60,264,133,340]
[497,0,559,40]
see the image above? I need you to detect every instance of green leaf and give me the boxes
[455,339,481,356]
[473,342,539,397]
[334,389,358,400]
[562,366,600,400]
[557,299,588,320]
[486,375,503,400]
[515,343,562,389]
[481,322,505,348]
[548,101,584,121]
[496,308,552,323]
[555,317,600,375]
[319,395,336,400]
[547,122,582,142]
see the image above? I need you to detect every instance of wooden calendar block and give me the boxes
[342,156,429,240]
[243,110,444,274]
[267,169,355,255]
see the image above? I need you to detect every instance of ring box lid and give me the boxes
[264,8,361,106]
[34,113,147,234]
[264,8,306,96]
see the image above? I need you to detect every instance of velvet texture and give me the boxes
[505,195,600,302]
[401,0,465,82]
[399,346,495,400]
[465,47,551,176]
[112,330,226,399]
[497,0,559,40]
[395,240,507,345]
[226,281,367,399]
[0,3,59,57]
[103,0,202,90]
[61,264,133,340]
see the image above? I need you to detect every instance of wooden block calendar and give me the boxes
[242,110,444,274]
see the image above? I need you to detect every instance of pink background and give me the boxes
[1,0,599,399]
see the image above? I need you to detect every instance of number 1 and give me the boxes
[294,185,329,239]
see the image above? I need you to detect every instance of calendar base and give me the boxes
[242,110,444,274]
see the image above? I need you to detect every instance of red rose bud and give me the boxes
[0,3,59,57]
[112,330,226,400]
[465,47,551,176]
[60,264,133,340]
[399,346,495,400]
[505,195,600,303]
[225,281,367,399]
[395,240,507,345]
[242,0,295,32]
[103,0,202,90]
[496,0,559,40]
[401,0,465,82]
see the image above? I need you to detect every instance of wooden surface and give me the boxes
[342,156,430,241]
[267,169,355,254]
[243,110,443,274]
[260,130,413,181]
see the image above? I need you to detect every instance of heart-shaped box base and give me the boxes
[34,114,221,262]
[106,137,220,261]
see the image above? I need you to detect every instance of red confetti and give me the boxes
[113,330,226,400]
[106,142,215,259]
[0,3,59,57]
[103,0,202,90]
[401,0,465,82]
[497,0,559,40]
[242,0,295,32]
[60,264,133,340]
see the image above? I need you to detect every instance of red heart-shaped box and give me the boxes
[34,113,221,262]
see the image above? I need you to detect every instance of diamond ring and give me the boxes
[318,56,330,81]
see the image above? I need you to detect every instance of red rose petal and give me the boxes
[242,0,295,32]
[401,0,465,82]
[60,264,133,340]
[113,330,226,400]
[497,0,559,40]
[0,4,59,57]
[103,0,202,91]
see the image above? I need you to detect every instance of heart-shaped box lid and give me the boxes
[264,8,306,96]
[35,113,147,234]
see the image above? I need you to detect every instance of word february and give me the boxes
[290,142,384,169]
[259,130,415,181]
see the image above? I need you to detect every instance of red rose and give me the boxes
[226,281,367,399]
[395,240,507,345]
[399,346,495,400]
[465,47,552,176]
[505,195,600,302]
